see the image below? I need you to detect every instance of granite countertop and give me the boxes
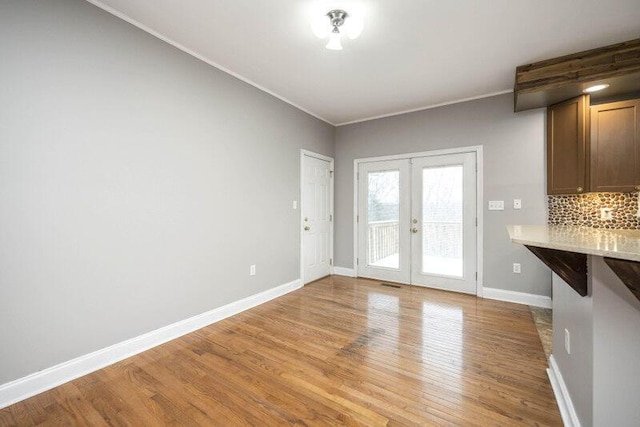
[506,225,640,262]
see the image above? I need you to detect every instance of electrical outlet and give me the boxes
[292,200,297,209]
[600,207,613,220]
[513,199,522,209]
[564,328,570,354]
[513,263,521,274]
[250,265,256,276]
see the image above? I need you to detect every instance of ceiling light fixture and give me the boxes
[311,9,363,50]
[583,84,610,93]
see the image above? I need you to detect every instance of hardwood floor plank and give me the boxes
[45,383,110,426]
[222,313,546,425]
[0,276,561,426]
[235,296,546,406]
[191,335,380,425]
[0,411,16,427]
[135,353,259,426]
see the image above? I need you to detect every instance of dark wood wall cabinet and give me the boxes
[547,96,640,195]
[590,99,640,193]
[547,95,589,195]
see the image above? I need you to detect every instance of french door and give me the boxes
[357,160,411,283]
[357,152,477,294]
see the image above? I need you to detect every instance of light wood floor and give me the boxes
[0,276,561,426]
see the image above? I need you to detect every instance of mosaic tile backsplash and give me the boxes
[548,192,640,229]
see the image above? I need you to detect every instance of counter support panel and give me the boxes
[603,257,640,303]
[525,245,588,296]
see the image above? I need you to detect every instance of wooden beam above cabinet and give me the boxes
[515,38,640,112]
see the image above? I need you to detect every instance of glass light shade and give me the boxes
[345,15,364,39]
[311,16,331,38]
[326,32,343,50]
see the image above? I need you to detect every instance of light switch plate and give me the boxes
[488,200,504,210]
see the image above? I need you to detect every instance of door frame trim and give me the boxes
[300,150,335,284]
[352,145,484,296]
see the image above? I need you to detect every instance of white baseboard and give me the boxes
[332,266,356,277]
[0,279,301,410]
[547,355,581,427]
[483,287,552,308]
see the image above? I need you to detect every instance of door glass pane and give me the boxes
[367,171,400,269]
[422,166,463,277]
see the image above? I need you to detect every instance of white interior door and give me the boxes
[302,154,332,284]
[411,153,477,294]
[357,160,411,284]
[356,152,477,294]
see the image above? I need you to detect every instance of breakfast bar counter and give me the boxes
[507,224,640,426]
[506,224,640,262]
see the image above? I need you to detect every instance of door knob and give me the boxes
[411,227,419,234]
[304,226,311,231]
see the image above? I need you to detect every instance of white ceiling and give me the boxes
[89,0,640,125]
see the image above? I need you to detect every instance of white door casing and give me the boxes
[301,151,333,284]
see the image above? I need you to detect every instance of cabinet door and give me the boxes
[590,100,640,193]
[547,95,589,195]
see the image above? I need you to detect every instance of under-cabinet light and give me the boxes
[583,84,610,93]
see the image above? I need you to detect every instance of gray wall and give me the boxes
[553,257,640,427]
[334,94,551,296]
[552,272,593,426]
[0,0,333,384]
[592,256,640,426]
